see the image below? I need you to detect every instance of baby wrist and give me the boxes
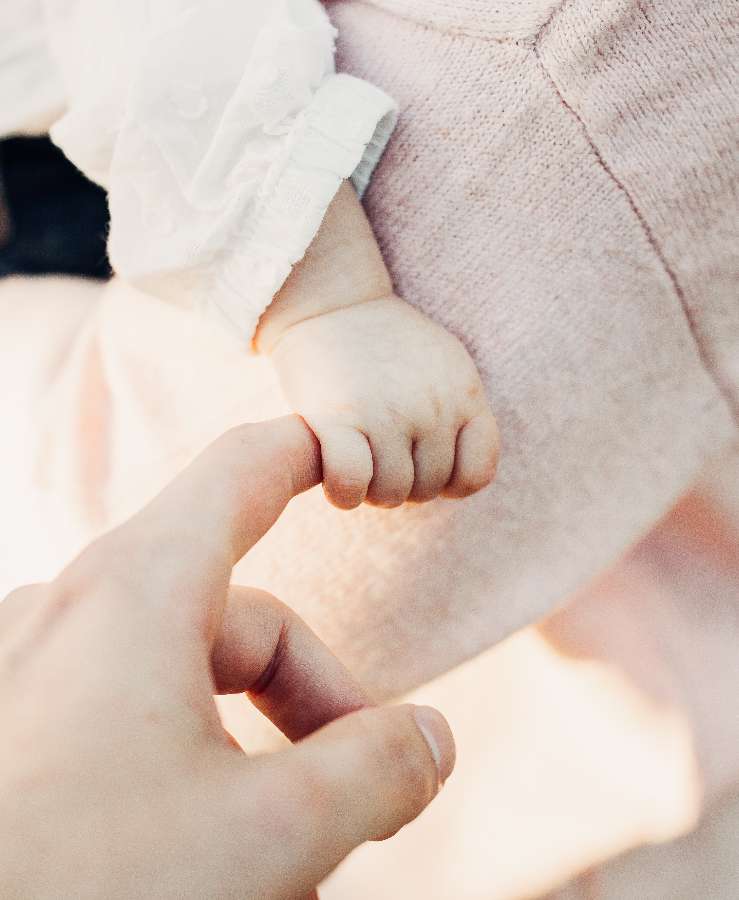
[253,180,393,353]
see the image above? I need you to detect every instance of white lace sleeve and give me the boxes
[44,0,397,339]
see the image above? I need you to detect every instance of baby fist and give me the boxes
[268,296,499,510]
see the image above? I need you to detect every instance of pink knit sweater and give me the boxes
[312,0,738,688]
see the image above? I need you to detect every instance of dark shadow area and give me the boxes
[0,135,111,280]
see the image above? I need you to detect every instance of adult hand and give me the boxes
[0,417,454,899]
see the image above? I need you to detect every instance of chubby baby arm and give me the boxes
[254,182,499,510]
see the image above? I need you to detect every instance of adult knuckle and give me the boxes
[371,710,437,807]
[0,584,48,629]
[250,761,322,853]
[289,758,337,833]
[58,535,131,601]
[3,584,43,606]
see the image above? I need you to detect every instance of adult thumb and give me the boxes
[236,704,455,898]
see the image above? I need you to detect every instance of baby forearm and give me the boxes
[254,181,393,353]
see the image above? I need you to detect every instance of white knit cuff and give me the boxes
[207,73,397,342]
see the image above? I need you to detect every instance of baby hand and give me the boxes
[254,181,498,510]
[267,295,499,509]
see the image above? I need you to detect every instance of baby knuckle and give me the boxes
[471,471,495,494]
[475,453,500,489]
[368,490,406,509]
[487,445,501,478]
[325,490,362,511]
[371,467,414,508]
[410,478,442,503]
[467,381,482,399]
[483,435,501,477]
[326,476,369,510]
[385,491,409,508]
[334,468,372,495]
[459,473,490,497]
[408,488,434,504]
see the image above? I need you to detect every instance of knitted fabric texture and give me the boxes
[309,0,738,689]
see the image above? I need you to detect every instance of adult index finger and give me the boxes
[59,417,321,642]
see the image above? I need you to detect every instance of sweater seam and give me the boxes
[335,0,527,45]
[532,15,738,424]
